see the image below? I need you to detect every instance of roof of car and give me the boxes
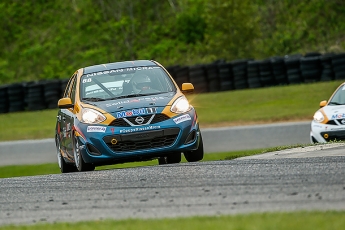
[82,60,158,74]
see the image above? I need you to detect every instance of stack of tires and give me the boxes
[270,57,288,85]
[172,66,189,89]
[0,85,8,113]
[217,62,233,91]
[188,65,208,93]
[231,60,248,90]
[44,79,62,109]
[25,81,47,111]
[258,59,275,87]
[284,54,303,84]
[7,83,26,112]
[300,55,321,83]
[332,53,345,80]
[320,53,335,81]
[205,63,220,92]
[246,60,261,89]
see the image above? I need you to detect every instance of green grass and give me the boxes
[0,80,343,141]
[1,211,345,229]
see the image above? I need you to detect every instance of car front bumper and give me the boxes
[310,120,345,143]
[74,110,201,165]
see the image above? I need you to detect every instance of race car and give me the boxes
[55,60,204,173]
[310,82,345,143]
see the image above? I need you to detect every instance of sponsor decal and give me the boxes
[87,126,106,133]
[146,107,157,113]
[331,113,345,119]
[85,66,158,78]
[116,107,157,118]
[119,125,161,134]
[105,97,165,107]
[173,114,191,124]
[117,108,146,118]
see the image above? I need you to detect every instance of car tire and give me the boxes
[56,135,76,173]
[73,134,95,172]
[184,134,204,162]
[158,152,182,165]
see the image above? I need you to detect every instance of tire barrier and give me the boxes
[1,52,345,114]
[0,85,8,114]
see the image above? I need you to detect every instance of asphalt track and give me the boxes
[1,145,345,226]
[0,121,311,166]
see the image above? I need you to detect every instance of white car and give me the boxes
[311,82,345,143]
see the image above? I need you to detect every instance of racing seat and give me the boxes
[122,81,133,95]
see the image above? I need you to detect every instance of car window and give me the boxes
[70,76,77,104]
[330,85,345,105]
[64,74,77,98]
[79,66,176,100]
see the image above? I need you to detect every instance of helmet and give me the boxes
[132,74,152,91]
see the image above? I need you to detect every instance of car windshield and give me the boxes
[329,84,345,105]
[79,66,176,101]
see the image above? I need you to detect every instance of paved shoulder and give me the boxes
[236,143,345,160]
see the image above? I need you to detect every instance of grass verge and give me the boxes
[1,211,344,229]
[0,80,343,141]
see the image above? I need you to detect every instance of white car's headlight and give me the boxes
[313,111,324,123]
[170,96,191,114]
[82,108,106,124]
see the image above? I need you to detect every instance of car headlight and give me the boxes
[313,111,324,123]
[170,96,191,114]
[81,108,106,124]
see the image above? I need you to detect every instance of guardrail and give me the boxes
[0,52,344,113]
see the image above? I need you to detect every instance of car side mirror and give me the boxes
[58,98,74,109]
[319,100,327,108]
[181,83,194,94]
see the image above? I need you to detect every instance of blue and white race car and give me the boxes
[55,60,203,173]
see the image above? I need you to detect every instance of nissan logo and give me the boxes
[135,116,145,124]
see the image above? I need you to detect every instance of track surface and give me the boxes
[1,145,345,226]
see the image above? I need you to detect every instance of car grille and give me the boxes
[320,130,345,141]
[109,114,170,127]
[103,128,180,152]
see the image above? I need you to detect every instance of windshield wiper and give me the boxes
[82,97,106,102]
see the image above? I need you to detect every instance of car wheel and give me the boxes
[56,135,76,173]
[184,133,204,162]
[158,152,182,165]
[73,134,95,172]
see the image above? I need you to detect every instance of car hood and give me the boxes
[87,92,176,113]
[322,105,345,120]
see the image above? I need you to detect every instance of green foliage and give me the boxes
[0,0,345,84]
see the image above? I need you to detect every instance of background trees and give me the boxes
[0,0,344,84]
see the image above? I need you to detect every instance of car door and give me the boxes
[60,74,77,158]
